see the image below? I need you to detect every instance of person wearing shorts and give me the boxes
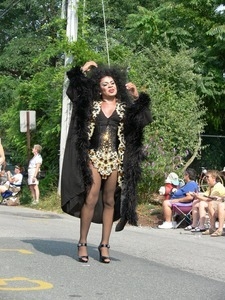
[28,144,43,205]
[158,168,198,229]
[192,170,225,237]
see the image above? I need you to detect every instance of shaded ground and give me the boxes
[137,209,163,228]
[137,193,163,228]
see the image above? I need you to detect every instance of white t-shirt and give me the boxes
[28,154,43,169]
[11,173,23,186]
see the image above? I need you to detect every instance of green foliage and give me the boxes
[0,76,18,112]
[207,24,225,41]
[19,185,32,205]
[0,0,225,198]
[126,6,161,46]
[195,136,225,170]
[0,66,63,177]
[132,44,206,193]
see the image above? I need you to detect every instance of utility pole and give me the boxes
[58,0,79,194]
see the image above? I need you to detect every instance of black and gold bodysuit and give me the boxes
[88,101,125,185]
[62,65,152,223]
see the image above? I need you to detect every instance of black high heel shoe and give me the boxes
[98,244,110,263]
[77,243,89,263]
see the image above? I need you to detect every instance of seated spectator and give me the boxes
[208,198,225,237]
[0,164,23,195]
[159,172,180,200]
[184,199,208,232]
[158,168,198,229]
[191,170,225,236]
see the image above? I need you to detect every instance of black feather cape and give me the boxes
[61,66,152,226]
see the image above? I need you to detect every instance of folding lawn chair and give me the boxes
[172,202,193,229]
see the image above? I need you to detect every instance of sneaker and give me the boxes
[158,222,173,229]
[184,225,195,231]
[202,228,216,235]
[191,227,206,233]
[32,200,39,205]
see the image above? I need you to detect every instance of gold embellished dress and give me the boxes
[88,101,125,186]
[89,110,120,173]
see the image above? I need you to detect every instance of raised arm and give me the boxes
[66,61,97,103]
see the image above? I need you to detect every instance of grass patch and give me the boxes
[20,187,62,214]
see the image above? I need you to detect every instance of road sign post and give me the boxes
[20,111,36,162]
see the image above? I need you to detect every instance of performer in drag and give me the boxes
[61,60,152,263]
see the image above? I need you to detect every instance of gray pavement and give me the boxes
[1,205,225,299]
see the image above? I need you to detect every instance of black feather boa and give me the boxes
[61,66,152,226]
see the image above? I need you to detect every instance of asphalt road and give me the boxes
[1,205,225,300]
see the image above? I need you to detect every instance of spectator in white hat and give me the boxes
[159,172,180,200]
[158,168,198,229]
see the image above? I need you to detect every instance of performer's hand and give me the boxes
[125,82,139,100]
[81,61,98,73]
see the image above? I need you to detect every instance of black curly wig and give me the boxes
[90,64,133,105]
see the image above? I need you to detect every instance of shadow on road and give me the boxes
[22,239,120,262]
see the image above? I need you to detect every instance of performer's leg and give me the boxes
[78,165,101,259]
[99,170,117,262]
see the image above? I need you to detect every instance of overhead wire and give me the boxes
[101,0,110,66]
[82,0,86,37]
[83,0,110,66]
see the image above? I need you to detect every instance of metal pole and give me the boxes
[26,111,31,162]
[58,0,79,194]
[101,0,110,66]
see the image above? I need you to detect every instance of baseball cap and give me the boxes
[165,172,179,186]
